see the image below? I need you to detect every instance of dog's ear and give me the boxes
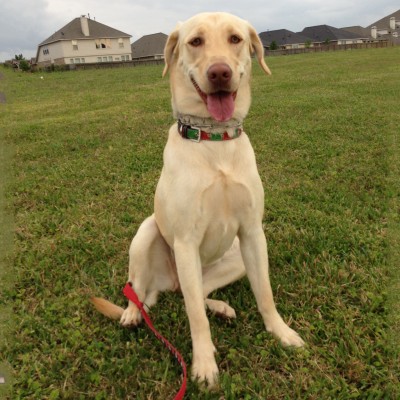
[163,24,181,77]
[248,25,271,75]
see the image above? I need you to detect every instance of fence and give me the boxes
[70,59,165,70]
[265,40,391,56]
[33,59,164,72]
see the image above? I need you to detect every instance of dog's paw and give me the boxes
[266,317,305,348]
[191,355,219,388]
[276,326,305,348]
[120,304,142,327]
[205,299,236,319]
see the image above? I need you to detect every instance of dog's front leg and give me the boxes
[239,227,305,348]
[174,240,219,387]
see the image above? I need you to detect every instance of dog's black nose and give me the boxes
[207,63,232,88]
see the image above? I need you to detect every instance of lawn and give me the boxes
[0,47,399,399]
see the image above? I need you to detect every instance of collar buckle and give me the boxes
[178,120,201,142]
[188,126,201,142]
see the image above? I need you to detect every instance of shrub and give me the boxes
[19,60,31,72]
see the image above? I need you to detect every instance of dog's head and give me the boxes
[163,12,271,123]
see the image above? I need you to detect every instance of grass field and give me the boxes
[0,47,399,399]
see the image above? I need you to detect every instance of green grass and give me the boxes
[0,47,399,399]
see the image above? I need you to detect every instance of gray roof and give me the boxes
[366,9,400,28]
[259,29,312,46]
[131,33,168,59]
[39,17,131,46]
[341,26,370,37]
[299,25,366,42]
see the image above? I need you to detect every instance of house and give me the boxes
[367,9,400,44]
[299,25,368,46]
[131,33,168,61]
[259,25,368,51]
[36,15,132,67]
[259,29,312,49]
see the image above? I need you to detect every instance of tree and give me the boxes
[270,40,278,50]
[13,54,30,71]
[19,59,31,72]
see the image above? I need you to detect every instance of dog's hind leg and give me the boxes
[203,238,246,319]
[120,214,178,327]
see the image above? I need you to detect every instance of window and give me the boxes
[72,40,78,50]
[95,39,111,49]
[42,49,50,55]
[108,56,113,61]
[102,57,108,62]
[70,58,84,65]
[121,55,130,61]
[97,57,102,62]
[118,38,124,48]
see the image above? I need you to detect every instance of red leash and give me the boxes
[123,282,187,400]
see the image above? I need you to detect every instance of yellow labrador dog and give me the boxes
[93,12,304,387]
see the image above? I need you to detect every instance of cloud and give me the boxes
[0,0,51,59]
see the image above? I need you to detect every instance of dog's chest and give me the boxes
[155,133,264,262]
[196,170,253,261]
[201,170,252,218]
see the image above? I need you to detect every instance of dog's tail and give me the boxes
[91,297,124,320]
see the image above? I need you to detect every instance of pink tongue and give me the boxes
[207,92,234,122]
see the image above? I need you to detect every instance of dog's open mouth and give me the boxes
[191,77,237,122]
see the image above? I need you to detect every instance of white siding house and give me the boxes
[36,16,132,67]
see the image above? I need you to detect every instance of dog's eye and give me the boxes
[190,37,203,47]
[230,35,242,44]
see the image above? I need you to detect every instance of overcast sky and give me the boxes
[0,0,398,61]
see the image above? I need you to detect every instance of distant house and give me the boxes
[36,15,132,67]
[299,25,368,46]
[259,29,312,49]
[131,33,167,61]
[367,9,400,44]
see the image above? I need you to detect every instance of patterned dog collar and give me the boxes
[177,120,242,142]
